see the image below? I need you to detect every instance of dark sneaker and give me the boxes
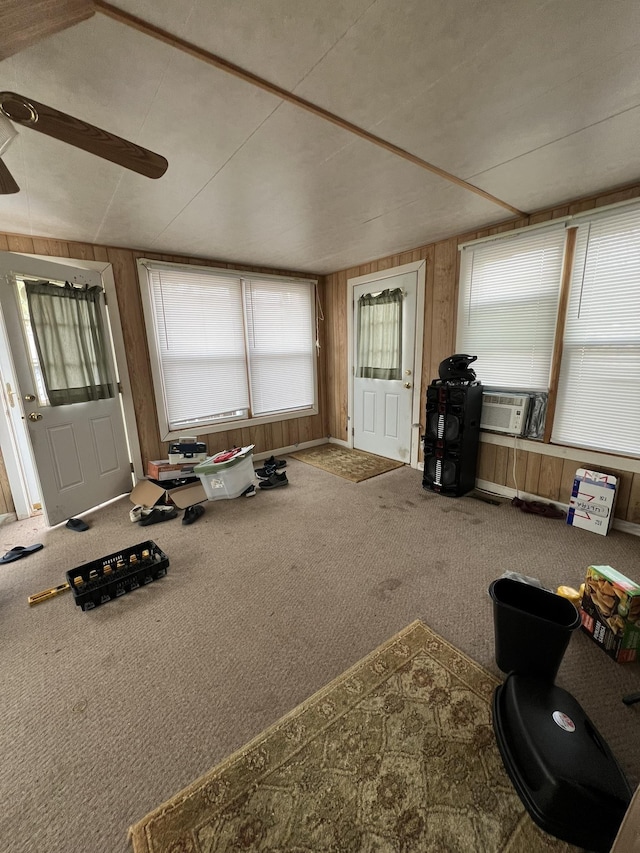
[140,507,178,526]
[182,504,205,525]
[255,465,276,479]
[258,471,288,489]
[263,455,286,469]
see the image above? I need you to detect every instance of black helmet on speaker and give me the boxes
[438,353,477,383]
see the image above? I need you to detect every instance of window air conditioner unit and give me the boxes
[480,393,530,436]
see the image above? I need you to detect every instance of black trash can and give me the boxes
[489,577,581,681]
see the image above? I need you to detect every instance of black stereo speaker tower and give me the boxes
[422,382,483,496]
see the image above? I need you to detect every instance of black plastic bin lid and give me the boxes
[493,673,632,852]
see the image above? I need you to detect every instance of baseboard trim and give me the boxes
[475,479,640,538]
[328,437,351,449]
[253,438,327,462]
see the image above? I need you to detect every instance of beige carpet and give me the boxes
[289,444,404,481]
[1,461,639,853]
[130,619,576,853]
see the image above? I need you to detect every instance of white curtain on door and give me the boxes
[357,287,403,380]
[25,280,113,406]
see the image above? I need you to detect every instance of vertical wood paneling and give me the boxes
[560,459,583,503]
[106,247,163,465]
[609,470,632,520]
[493,446,509,485]
[477,442,497,482]
[429,238,457,384]
[524,452,542,494]
[505,446,528,492]
[7,235,35,253]
[0,447,14,514]
[538,456,565,501]
[31,238,70,257]
[628,474,640,525]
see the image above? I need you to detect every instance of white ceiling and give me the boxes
[1,0,639,273]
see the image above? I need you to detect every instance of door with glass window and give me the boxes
[353,271,417,462]
[0,253,131,526]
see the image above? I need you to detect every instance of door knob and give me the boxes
[404,382,412,389]
[27,412,43,421]
[24,394,36,402]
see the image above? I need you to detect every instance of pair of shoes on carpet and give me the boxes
[0,543,43,564]
[182,504,205,525]
[130,505,178,526]
[259,471,288,489]
[511,496,565,519]
[129,505,176,524]
[255,456,287,479]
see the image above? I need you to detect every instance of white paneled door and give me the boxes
[353,270,418,462]
[0,253,131,526]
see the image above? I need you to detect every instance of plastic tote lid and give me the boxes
[194,444,254,473]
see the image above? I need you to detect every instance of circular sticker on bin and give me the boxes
[552,710,575,732]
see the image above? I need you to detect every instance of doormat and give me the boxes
[289,444,404,482]
[129,620,577,853]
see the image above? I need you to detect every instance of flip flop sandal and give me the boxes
[182,505,205,525]
[0,543,44,563]
[66,518,89,532]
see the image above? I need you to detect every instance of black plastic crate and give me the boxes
[66,540,169,611]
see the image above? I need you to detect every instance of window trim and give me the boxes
[137,259,319,441]
[457,199,640,458]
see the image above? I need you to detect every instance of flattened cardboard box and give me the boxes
[580,565,640,663]
[567,469,617,536]
[130,478,207,510]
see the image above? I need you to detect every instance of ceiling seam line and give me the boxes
[93,0,526,218]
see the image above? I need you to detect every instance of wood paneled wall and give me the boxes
[476,442,640,523]
[322,181,640,524]
[0,234,327,514]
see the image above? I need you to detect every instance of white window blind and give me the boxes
[457,226,566,390]
[552,205,640,455]
[244,278,315,416]
[147,267,250,430]
[143,263,316,433]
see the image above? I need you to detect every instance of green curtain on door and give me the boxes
[357,287,403,380]
[25,281,114,406]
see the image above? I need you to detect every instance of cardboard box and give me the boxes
[147,459,198,481]
[580,565,640,663]
[567,469,617,536]
[130,478,207,511]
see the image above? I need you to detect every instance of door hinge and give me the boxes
[352,427,354,436]
[130,462,134,473]
[118,382,123,394]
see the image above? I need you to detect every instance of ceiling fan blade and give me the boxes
[0,92,168,179]
[0,158,20,193]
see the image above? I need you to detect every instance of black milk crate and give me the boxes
[66,540,169,611]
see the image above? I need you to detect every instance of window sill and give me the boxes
[160,405,319,442]
[479,431,640,472]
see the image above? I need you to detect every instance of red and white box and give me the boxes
[567,469,617,536]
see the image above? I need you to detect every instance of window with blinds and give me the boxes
[552,206,640,455]
[141,263,316,434]
[457,226,567,390]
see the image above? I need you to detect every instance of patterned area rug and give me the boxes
[129,621,577,853]
[289,444,404,482]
